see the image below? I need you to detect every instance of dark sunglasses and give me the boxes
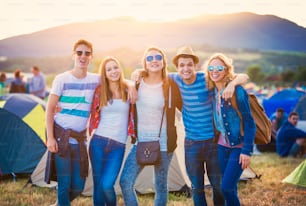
[146,54,163,62]
[75,51,92,57]
[207,65,226,72]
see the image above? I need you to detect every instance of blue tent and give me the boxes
[262,89,305,117]
[0,94,46,176]
[294,94,306,121]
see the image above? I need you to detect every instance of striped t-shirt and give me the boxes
[51,71,100,133]
[168,72,214,141]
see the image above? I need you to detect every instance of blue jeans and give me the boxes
[55,143,86,206]
[218,145,243,206]
[119,145,173,206]
[89,135,125,206]
[184,138,224,206]
[288,142,301,157]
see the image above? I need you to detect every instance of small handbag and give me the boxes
[136,107,165,166]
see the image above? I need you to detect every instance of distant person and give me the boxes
[0,72,7,95]
[29,66,46,99]
[276,112,306,157]
[257,108,288,153]
[9,69,27,93]
[204,53,256,206]
[270,108,288,138]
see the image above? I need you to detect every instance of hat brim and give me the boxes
[172,54,199,66]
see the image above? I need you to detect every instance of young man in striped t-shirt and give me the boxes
[46,39,100,206]
[169,46,249,206]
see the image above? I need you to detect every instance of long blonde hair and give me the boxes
[142,46,169,103]
[203,53,235,90]
[98,56,127,109]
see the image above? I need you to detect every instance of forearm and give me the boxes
[231,73,249,86]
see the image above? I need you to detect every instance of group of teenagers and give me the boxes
[45,39,256,206]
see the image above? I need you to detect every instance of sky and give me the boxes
[0,0,305,40]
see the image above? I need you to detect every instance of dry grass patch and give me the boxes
[0,153,305,206]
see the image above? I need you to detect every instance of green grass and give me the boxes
[1,153,305,206]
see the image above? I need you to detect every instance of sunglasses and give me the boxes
[207,65,226,72]
[146,54,163,62]
[75,51,92,57]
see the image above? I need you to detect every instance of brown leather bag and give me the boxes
[136,141,161,165]
[231,93,272,144]
[136,106,165,165]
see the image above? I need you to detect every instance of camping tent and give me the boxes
[262,89,305,117]
[30,112,257,195]
[294,94,306,131]
[31,116,192,194]
[282,160,306,188]
[0,94,46,175]
[294,94,306,121]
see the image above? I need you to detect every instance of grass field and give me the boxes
[0,153,305,206]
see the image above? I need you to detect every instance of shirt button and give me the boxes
[228,132,230,135]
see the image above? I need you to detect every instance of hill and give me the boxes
[0,12,306,58]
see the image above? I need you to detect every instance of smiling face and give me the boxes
[176,57,196,84]
[208,58,227,83]
[105,60,121,82]
[145,50,164,74]
[72,44,92,70]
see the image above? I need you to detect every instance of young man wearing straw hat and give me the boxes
[169,46,249,206]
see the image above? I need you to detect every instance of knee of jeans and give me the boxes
[192,187,205,194]
[221,186,236,196]
[100,182,115,191]
[119,176,133,190]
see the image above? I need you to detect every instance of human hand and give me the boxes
[131,69,144,83]
[127,83,138,104]
[239,154,251,170]
[222,82,235,100]
[47,137,58,153]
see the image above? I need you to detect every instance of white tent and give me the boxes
[31,115,191,195]
[30,113,257,195]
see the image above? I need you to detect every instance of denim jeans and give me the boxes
[89,135,126,206]
[218,145,243,206]
[54,143,86,206]
[119,145,173,206]
[184,138,224,206]
[288,142,301,157]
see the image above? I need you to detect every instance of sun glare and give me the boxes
[0,0,305,40]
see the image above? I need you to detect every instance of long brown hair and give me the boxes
[98,56,127,109]
[142,46,169,104]
[203,53,235,90]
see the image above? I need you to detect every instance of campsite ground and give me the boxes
[0,153,305,206]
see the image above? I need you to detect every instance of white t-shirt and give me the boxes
[51,71,100,143]
[136,79,167,151]
[94,99,130,144]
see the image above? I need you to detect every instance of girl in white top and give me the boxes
[120,47,182,206]
[88,56,132,206]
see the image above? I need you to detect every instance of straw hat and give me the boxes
[172,46,199,65]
